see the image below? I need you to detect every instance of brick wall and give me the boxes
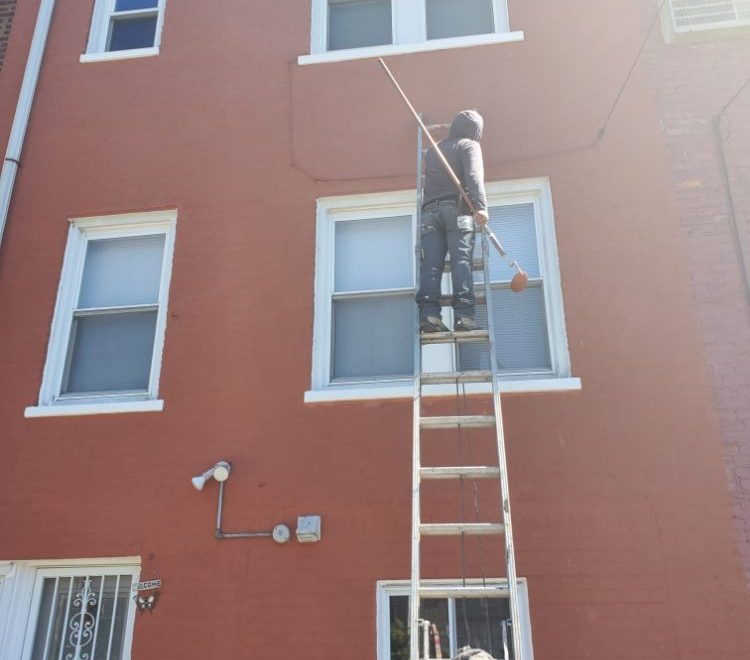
[0,0,16,71]
[649,30,750,583]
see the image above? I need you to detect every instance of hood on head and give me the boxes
[449,110,483,141]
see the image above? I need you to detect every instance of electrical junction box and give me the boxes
[296,515,322,543]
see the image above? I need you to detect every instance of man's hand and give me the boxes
[474,210,489,229]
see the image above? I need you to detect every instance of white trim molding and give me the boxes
[0,557,140,660]
[80,46,159,63]
[298,31,524,66]
[299,0,522,65]
[26,209,176,418]
[84,0,167,58]
[307,179,578,403]
[376,578,534,660]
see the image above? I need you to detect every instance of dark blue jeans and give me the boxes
[416,200,476,320]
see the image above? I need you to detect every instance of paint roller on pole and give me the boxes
[378,57,529,293]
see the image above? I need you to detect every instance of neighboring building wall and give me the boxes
[0,0,15,70]
[649,24,750,584]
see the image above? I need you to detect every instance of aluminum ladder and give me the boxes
[409,125,523,660]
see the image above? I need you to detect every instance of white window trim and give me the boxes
[82,0,167,61]
[306,178,580,404]
[376,578,534,660]
[0,557,140,660]
[25,209,176,419]
[300,0,523,65]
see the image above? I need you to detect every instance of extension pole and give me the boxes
[378,58,529,292]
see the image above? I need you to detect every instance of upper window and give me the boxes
[0,560,139,660]
[307,179,577,403]
[376,580,534,660]
[304,0,516,63]
[26,210,176,417]
[667,0,750,33]
[84,0,167,59]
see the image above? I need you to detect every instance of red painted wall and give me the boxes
[1,1,749,658]
[648,25,750,587]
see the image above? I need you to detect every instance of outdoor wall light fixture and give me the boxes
[191,459,321,545]
[191,461,231,491]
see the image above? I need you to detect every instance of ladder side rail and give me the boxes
[481,232,524,660]
[410,123,424,660]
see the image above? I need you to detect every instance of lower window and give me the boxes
[0,560,139,660]
[376,580,534,660]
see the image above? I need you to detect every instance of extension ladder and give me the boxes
[409,125,523,660]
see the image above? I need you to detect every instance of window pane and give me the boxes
[389,596,409,660]
[333,295,413,379]
[459,285,551,372]
[474,203,540,282]
[426,0,495,40]
[63,310,158,394]
[388,596,450,659]
[78,235,165,308]
[335,216,412,292]
[455,598,512,659]
[115,0,158,10]
[108,15,157,51]
[329,0,392,50]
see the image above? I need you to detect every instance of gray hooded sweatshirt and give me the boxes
[423,110,487,213]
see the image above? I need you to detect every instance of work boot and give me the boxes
[454,316,479,332]
[420,315,449,333]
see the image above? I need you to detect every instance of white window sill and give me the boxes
[297,31,524,66]
[24,400,164,418]
[80,47,159,64]
[304,377,581,403]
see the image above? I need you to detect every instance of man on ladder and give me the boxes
[418,110,489,334]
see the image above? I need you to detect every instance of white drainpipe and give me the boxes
[0,0,56,249]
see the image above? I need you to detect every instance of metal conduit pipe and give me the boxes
[0,0,57,250]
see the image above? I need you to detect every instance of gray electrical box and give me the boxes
[296,515,322,543]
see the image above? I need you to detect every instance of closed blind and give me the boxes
[333,215,413,379]
[78,235,165,308]
[63,311,158,394]
[328,0,393,50]
[461,202,551,373]
[459,286,551,372]
[333,295,413,379]
[426,0,495,40]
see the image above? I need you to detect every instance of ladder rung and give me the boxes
[420,523,505,536]
[439,291,486,306]
[418,585,510,599]
[420,415,495,430]
[443,257,484,273]
[420,370,492,385]
[420,330,489,345]
[420,466,501,480]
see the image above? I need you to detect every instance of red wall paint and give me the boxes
[1,1,750,658]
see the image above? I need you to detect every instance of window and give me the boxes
[302,0,520,64]
[0,559,139,660]
[376,580,534,660]
[83,0,166,61]
[26,210,176,418]
[307,180,578,403]
[667,0,750,33]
